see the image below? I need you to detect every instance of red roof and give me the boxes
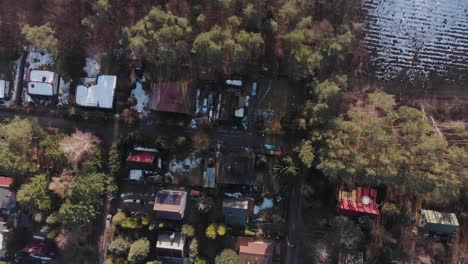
[0,177,14,188]
[239,240,274,256]
[127,152,156,164]
[153,82,194,115]
[338,187,379,216]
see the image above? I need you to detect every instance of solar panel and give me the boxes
[157,192,182,205]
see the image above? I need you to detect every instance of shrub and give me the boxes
[112,212,126,226]
[181,224,195,237]
[120,217,141,229]
[206,224,217,240]
[217,224,227,236]
[197,196,214,213]
[195,257,207,264]
[189,238,198,260]
[244,229,256,236]
[215,249,239,264]
[108,236,130,256]
[128,238,150,263]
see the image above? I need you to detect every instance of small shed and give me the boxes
[0,80,10,99]
[419,209,459,235]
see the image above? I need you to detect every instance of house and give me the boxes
[75,75,116,109]
[0,177,15,212]
[153,190,187,220]
[419,209,459,236]
[27,70,59,96]
[0,80,10,99]
[222,198,253,226]
[149,82,194,115]
[126,148,161,170]
[338,187,379,217]
[155,231,186,263]
[238,237,274,264]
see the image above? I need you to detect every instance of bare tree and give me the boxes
[59,130,100,169]
[49,170,75,199]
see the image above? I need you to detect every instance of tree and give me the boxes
[108,236,131,256]
[112,212,126,226]
[40,133,67,167]
[181,224,195,237]
[189,238,199,260]
[48,170,75,199]
[0,117,43,176]
[81,148,103,174]
[21,23,59,54]
[127,238,150,263]
[321,30,352,68]
[192,25,264,75]
[108,142,122,174]
[60,130,100,169]
[273,156,298,179]
[17,174,52,214]
[206,223,217,240]
[215,249,239,264]
[296,140,314,168]
[318,91,466,200]
[122,8,192,78]
[329,216,363,254]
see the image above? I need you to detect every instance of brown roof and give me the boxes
[240,240,274,256]
[152,82,194,115]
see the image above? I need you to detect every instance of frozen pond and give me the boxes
[362,0,468,80]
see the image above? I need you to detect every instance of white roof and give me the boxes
[28,70,56,96]
[76,75,116,109]
[0,80,8,98]
[235,108,245,117]
[28,82,53,96]
[129,170,143,181]
[29,70,55,83]
[156,232,185,250]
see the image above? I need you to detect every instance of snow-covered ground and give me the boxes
[362,0,468,80]
[254,197,274,214]
[58,78,71,106]
[224,192,243,198]
[130,80,149,114]
[83,58,100,78]
[168,151,202,174]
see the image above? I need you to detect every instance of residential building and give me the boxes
[127,149,161,170]
[222,197,253,226]
[75,75,116,109]
[419,209,459,236]
[338,187,379,217]
[238,237,274,264]
[153,190,187,221]
[0,177,15,212]
[149,82,194,115]
[0,80,10,99]
[156,231,186,263]
[27,70,59,96]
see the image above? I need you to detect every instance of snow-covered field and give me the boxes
[362,0,468,80]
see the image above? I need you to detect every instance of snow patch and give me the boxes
[83,58,100,78]
[254,198,274,214]
[169,151,202,174]
[224,192,243,198]
[58,78,71,106]
[130,81,149,114]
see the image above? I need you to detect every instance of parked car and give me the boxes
[264,144,277,151]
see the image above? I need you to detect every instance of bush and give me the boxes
[112,212,127,226]
[217,224,227,236]
[244,229,256,236]
[195,257,207,264]
[206,224,217,240]
[120,217,141,229]
[197,196,214,213]
[108,236,130,256]
[182,224,195,237]
[189,238,198,260]
[215,249,239,264]
[128,238,150,263]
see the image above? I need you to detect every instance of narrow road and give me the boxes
[284,179,302,264]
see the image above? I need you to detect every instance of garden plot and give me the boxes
[362,0,468,80]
